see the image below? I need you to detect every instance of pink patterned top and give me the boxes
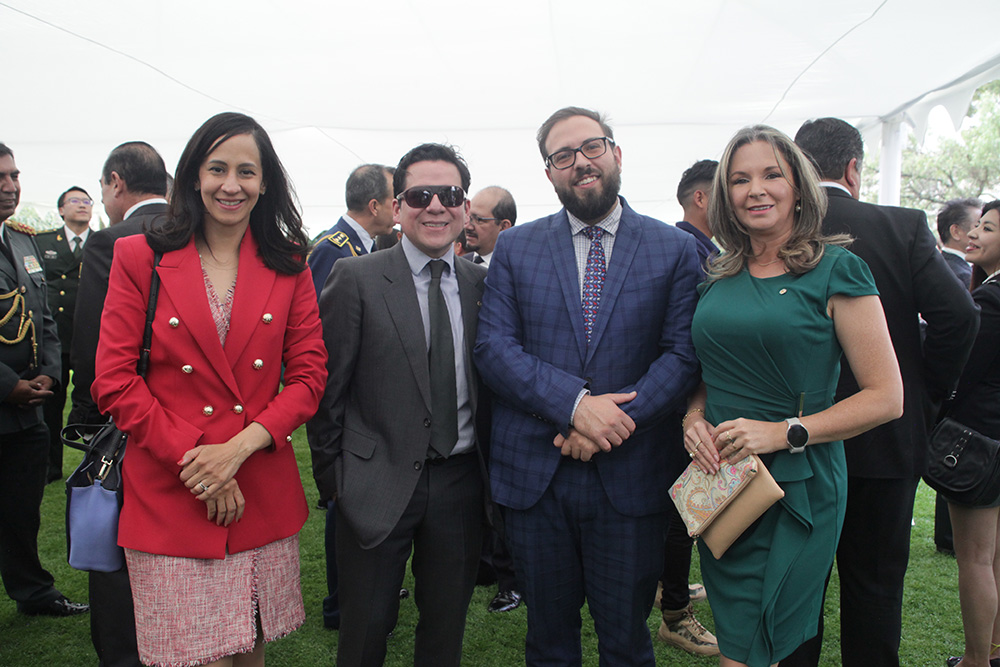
[202,264,236,346]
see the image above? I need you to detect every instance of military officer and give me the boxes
[34,186,92,482]
[307,164,395,296]
[0,143,88,617]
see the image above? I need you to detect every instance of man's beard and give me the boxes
[554,166,621,224]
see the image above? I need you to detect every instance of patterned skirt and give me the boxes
[125,535,304,667]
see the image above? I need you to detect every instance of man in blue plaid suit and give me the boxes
[474,107,702,666]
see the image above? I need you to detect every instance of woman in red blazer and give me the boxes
[93,112,327,667]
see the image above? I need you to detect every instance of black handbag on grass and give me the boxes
[62,252,162,571]
[924,417,1000,506]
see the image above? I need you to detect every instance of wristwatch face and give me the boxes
[788,424,808,449]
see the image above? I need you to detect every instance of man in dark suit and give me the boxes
[70,140,168,667]
[464,186,515,267]
[787,117,979,667]
[309,143,488,666]
[474,107,702,666]
[933,197,982,555]
[305,163,395,632]
[35,186,93,482]
[0,143,88,618]
[307,164,396,296]
[464,185,521,613]
[937,198,980,289]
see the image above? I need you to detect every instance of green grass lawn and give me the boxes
[0,424,964,666]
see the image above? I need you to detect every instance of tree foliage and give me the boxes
[863,80,1000,211]
[9,205,61,231]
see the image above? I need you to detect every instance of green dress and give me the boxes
[692,245,877,666]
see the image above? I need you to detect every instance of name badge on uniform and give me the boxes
[23,254,42,274]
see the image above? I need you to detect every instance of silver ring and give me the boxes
[199,482,209,492]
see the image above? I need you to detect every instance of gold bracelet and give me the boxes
[682,408,704,431]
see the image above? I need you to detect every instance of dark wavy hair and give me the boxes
[972,199,1000,290]
[146,112,308,274]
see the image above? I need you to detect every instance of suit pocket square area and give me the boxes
[342,428,376,460]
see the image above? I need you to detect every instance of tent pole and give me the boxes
[879,117,904,206]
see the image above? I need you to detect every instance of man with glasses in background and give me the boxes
[475,107,702,665]
[35,186,93,483]
[465,186,515,267]
[309,143,489,666]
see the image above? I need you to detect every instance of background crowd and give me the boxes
[0,104,996,667]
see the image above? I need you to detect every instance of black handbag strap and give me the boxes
[137,252,163,379]
[62,251,163,454]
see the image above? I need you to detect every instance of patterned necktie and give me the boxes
[72,236,82,261]
[427,259,458,458]
[581,226,606,343]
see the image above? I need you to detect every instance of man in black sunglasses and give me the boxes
[475,107,703,666]
[309,143,489,667]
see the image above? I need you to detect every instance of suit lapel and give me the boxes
[455,258,483,408]
[547,212,588,363]
[586,204,639,364]
[156,239,239,393]
[222,233,272,398]
[382,244,432,411]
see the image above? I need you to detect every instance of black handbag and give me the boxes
[924,417,1000,506]
[62,252,162,571]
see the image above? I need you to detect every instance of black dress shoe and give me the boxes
[487,589,522,613]
[19,595,89,617]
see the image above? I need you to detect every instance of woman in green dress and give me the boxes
[683,125,903,667]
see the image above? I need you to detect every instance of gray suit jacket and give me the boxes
[307,242,488,549]
[0,224,61,433]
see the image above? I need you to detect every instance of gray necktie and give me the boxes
[427,260,458,458]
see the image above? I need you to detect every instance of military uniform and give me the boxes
[307,217,368,297]
[0,219,64,609]
[305,215,371,630]
[34,227,84,480]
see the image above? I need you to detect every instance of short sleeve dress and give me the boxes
[691,245,877,667]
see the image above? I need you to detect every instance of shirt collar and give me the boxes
[941,246,968,260]
[342,213,375,253]
[819,181,853,197]
[63,225,89,244]
[401,235,456,277]
[567,197,623,237]
[124,198,168,221]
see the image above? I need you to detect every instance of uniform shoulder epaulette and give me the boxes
[326,230,351,247]
[4,219,37,236]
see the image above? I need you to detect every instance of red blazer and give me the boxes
[93,233,327,559]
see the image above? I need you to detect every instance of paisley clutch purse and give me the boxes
[670,454,784,559]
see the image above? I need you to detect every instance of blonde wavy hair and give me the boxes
[706,125,850,281]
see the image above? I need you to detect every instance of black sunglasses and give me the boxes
[397,185,466,208]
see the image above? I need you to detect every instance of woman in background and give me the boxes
[93,112,327,667]
[945,200,1000,667]
[683,125,902,667]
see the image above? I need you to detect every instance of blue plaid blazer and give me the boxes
[474,198,701,516]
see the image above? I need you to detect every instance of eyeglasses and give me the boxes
[66,198,94,206]
[469,214,498,225]
[545,137,615,170]
[397,185,466,209]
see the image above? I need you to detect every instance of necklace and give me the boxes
[752,256,783,267]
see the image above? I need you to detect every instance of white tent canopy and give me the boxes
[3,0,1000,235]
